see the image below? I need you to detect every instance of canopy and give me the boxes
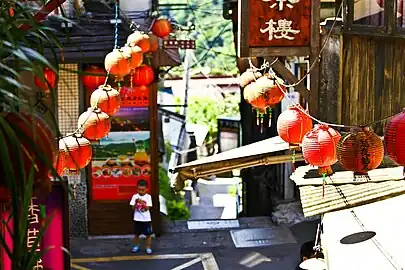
[170,136,303,189]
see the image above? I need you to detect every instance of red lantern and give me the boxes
[104,49,131,81]
[385,110,405,166]
[78,108,111,141]
[82,65,106,90]
[277,105,313,146]
[337,127,384,175]
[127,31,151,53]
[148,33,159,52]
[152,18,172,38]
[0,112,57,193]
[90,85,121,116]
[302,124,341,175]
[121,45,143,70]
[239,70,262,88]
[34,67,57,95]
[60,133,92,170]
[132,65,154,86]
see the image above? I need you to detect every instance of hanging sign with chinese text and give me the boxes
[238,0,313,57]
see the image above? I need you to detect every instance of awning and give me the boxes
[170,136,304,189]
[322,195,405,269]
[291,163,405,217]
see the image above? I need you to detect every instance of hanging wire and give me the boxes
[113,0,119,50]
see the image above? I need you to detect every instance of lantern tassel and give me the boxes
[260,113,264,133]
[292,149,296,172]
[322,173,326,199]
[256,110,260,126]
[130,72,133,88]
[74,182,77,200]
[268,108,272,127]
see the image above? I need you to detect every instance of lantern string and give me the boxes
[114,0,119,50]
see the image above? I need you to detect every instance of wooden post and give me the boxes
[309,0,321,118]
[149,82,161,236]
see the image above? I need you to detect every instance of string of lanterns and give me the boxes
[241,61,405,198]
[27,4,172,201]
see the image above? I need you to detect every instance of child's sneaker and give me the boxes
[131,245,140,253]
[146,248,152,255]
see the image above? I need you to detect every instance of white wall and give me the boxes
[120,0,151,12]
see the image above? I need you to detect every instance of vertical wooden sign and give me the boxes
[238,0,317,57]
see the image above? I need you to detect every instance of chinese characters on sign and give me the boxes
[262,0,300,11]
[260,19,300,40]
[27,197,43,270]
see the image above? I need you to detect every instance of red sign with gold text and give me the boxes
[249,0,311,47]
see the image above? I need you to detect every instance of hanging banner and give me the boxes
[238,0,315,57]
[1,184,70,270]
[91,131,151,201]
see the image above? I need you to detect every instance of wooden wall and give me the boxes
[339,35,405,135]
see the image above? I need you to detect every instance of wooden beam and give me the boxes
[309,0,321,118]
[19,0,67,31]
[268,57,309,100]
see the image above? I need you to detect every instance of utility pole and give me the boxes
[182,49,193,116]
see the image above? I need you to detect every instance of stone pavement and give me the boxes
[70,217,320,270]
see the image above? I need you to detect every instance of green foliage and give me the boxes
[159,166,191,220]
[159,0,238,78]
[187,93,240,142]
[167,200,191,221]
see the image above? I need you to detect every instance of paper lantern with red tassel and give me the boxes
[60,134,92,170]
[384,110,405,166]
[127,31,151,53]
[132,65,154,86]
[277,105,313,146]
[0,112,57,194]
[151,18,172,38]
[90,85,121,116]
[82,66,106,90]
[302,124,341,198]
[104,49,131,81]
[337,127,384,175]
[78,108,111,141]
[34,67,57,95]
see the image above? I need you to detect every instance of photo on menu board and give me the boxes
[91,131,151,201]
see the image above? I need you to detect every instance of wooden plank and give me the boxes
[237,0,250,57]
[309,0,321,118]
[271,58,309,100]
[149,82,161,236]
[250,47,310,57]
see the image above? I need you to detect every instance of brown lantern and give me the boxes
[337,127,384,175]
[90,85,121,116]
[127,31,151,53]
[104,49,131,81]
[60,133,92,171]
[78,108,111,141]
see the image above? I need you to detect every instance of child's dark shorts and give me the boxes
[134,221,153,236]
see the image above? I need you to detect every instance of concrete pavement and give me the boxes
[70,218,319,270]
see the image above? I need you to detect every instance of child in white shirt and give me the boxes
[129,180,153,254]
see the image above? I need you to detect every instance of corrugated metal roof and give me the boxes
[298,180,405,217]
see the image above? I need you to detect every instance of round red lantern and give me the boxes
[151,18,172,38]
[34,67,57,95]
[60,133,92,170]
[302,124,341,175]
[337,127,384,175]
[127,31,151,53]
[277,105,313,146]
[0,112,57,192]
[82,65,106,90]
[384,110,405,166]
[104,49,131,81]
[78,108,111,141]
[132,65,154,86]
[148,33,159,52]
[90,85,121,116]
[239,70,262,88]
[121,45,143,70]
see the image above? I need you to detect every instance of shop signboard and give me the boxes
[1,184,70,270]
